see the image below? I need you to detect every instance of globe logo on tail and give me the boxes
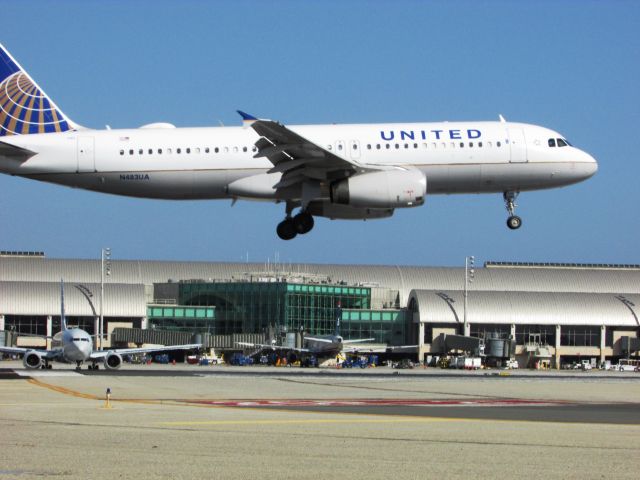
[0,72,71,136]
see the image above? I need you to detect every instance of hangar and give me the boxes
[0,252,638,368]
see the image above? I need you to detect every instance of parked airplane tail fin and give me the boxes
[0,44,78,137]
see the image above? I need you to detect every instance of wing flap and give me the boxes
[248,117,377,199]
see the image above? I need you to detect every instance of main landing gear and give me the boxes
[276,202,315,240]
[503,191,522,230]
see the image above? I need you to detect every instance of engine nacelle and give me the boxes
[331,169,426,209]
[104,352,123,370]
[23,351,43,369]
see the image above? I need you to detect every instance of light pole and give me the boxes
[100,248,111,350]
[75,284,98,348]
[463,256,475,337]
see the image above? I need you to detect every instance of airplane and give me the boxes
[0,44,597,240]
[0,280,201,370]
[238,303,388,360]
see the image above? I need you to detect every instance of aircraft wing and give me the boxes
[88,343,202,360]
[0,346,62,360]
[342,338,376,344]
[236,341,310,353]
[245,113,377,194]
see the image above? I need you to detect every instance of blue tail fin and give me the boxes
[0,44,77,136]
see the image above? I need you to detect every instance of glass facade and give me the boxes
[515,325,556,346]
[167,281,407,343]
[560,326,600,347]
[341,309,406,344]
[147,305,215,333]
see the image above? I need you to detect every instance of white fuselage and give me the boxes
[0,121,597,200]
[60,327,93,362]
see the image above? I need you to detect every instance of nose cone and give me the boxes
[576,149,598,181]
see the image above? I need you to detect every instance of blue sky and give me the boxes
[0,0,638,267]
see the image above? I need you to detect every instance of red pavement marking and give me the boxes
[180,398,569,408]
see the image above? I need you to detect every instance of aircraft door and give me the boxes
[349,140,361,160]
[77,137,95,172]
[508,129,527,163]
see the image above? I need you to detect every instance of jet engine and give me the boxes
[23,351,43,369]
[331,169,426,209]
[103,352,123,370]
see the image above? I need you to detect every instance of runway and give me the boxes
[1,363,640,479]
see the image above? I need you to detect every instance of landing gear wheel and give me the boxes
[276,218,297,240]
[507,215,522,230]
[293,212,314,234]
[503,191,522,230]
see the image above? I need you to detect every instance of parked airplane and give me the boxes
[0,44,597,240]
[238,303,386,359]
[0,281,201,370]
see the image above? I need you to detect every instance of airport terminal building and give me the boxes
[1,252,638,368]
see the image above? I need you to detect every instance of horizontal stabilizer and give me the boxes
[0,140,36,161]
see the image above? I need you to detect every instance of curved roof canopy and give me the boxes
[409,290,640,327]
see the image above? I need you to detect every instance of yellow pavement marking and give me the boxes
[27,378,100,400]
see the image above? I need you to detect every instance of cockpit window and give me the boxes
[548,138,556,147]
[557,138,568,147]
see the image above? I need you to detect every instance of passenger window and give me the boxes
[252,147,257,152]
[386,144,390,149]
[215,147,219,153]
[327,145,332,150]
[395,144,399,149]
[432,143,437,149]
[138,149,143,155]
[353,144,358,150]
[243,146,247,152]
[177,148,181,154]
[119,150,124,156]
[167,148,172,154]
[205,147,210,153]
[367,144,372,150]
[557,138,567,147]
[404,143,408,149]
[460,142,464,148]
[469,142,473,148]
[158,149,162,154]
[478,142,483,148]
[338,144,343,151]
[497,141,501,147]
[224,147,229,153]
[186,148,191,154]
[196,147,201,154]
[148,149,153,155]
[376,144,381,150]
[548,138,556,147]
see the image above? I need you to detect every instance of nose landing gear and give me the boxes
[276,202,315,240]
[503,191,522,230]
